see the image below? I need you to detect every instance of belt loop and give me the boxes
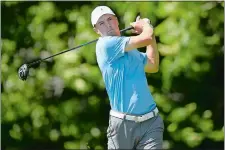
[123,113,127,120]
[153,107,157,117]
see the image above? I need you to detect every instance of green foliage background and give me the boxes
[1,1,224,150]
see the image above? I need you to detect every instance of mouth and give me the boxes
[107,29,114,33]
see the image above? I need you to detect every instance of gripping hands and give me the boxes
[130,16,153,35]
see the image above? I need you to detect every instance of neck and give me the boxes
[102,31,121,37]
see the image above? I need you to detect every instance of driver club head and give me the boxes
[18,64,29,81]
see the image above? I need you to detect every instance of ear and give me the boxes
[115,17,119,26]
[93,27,101,35]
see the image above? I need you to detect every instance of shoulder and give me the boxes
[97,36,130,49]
[96,37,112,48]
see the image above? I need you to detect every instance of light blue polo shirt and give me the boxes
[96,36,156,115]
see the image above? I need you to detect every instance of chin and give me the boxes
[108,33,116,36]
[107,32,119,36]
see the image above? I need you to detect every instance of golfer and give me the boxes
[91,6,164,149]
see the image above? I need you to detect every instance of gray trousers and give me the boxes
[107,114,164,149]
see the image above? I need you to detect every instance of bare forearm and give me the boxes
[147,35,158,62]
[146,34,159,71]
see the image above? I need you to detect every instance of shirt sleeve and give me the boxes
[139,52,148,66]
[97,36,130,64]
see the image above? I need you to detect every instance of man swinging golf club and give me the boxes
[91,6,164,149]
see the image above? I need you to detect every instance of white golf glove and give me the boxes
[143,18,150,24]
[143,18,153,28]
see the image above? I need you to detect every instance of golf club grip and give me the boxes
[27,26,134,67]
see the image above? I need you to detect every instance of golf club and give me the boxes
[18,26,134,81]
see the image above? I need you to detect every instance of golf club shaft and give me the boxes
[27,26,134,67]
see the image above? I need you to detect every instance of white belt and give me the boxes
[110,107,159,123]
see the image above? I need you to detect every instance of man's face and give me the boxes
[94,14,120,36]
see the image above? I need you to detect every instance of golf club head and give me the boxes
[18,64,29,81]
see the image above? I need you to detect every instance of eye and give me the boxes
[99,22,104,25]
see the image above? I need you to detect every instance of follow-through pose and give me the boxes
[91,6,164,149]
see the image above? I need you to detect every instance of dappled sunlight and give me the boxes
[1,1,224,150]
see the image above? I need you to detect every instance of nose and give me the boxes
[106,22,111,28]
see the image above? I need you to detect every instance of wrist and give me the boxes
[143,22,153,29]
[143,23,154,33]
[141,23,154,37]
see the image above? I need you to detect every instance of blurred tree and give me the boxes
[1,1,224,150]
